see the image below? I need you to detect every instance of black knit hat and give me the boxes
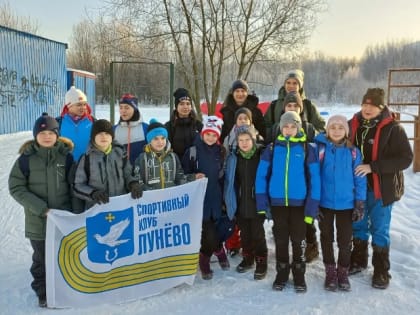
[33,112,59,138]
[362,88,385,109]
[234,107,253,124]
[91,119,114,141]
[283,91,303,113]
[231,79,249,93]
[173,88,191,106]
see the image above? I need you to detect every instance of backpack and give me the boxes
[317,142,357,164]
[18,153,74,180]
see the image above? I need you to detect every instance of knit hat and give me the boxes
[327,114,349,137]
[283,91,303,113]
[279,111,302,132]
[231,79,249,93]
[173,88,192,106]
[201,115,224,139]
[146,119,168,143]
[65,86,87,107]
[33,112,59,138]
[235,125,257,142]
[284,69,304,89]
[91,119,114,141]
[361,88,385,109]
[119,93,138,110]
[234,107,253,124]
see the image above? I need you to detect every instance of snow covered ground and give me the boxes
[0,104,419,314]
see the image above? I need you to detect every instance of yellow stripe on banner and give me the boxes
[58,228,199,293]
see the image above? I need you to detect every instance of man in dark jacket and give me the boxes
[349,88,413,289]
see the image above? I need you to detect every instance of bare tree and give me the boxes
[0,1,39,33]
[104,0,326,114]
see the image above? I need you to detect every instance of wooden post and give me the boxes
[414,111,420,172]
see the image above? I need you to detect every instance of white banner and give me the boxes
[46,178,207,308]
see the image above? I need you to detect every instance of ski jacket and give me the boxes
[315,133,366,210]
[255,131,320,219]
[59,114,93,161]
[349,107,413,206]
[114,120,149,165]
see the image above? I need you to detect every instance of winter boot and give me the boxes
[292,262,307,293]
[199,253,213,280]
[349,239,368,275]
[236,252,254,273]
[272,262,290,291]
[324,263,338,292]
[38,295,47,308]
[254,256,268,280]
[337,265,351,291]
[372,246,391,289]
[305,241,319,263]
[214,247,230,270]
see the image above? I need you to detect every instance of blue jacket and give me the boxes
[182,138,224,221]
[59,115,93,161]
[255,132,320,219]
[315,133,366,210]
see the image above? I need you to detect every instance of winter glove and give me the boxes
[91,190,109,205]
[352,200,365,222]
[129,181,143,199]
[304,216,314,224]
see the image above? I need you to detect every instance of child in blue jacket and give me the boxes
[256,111,320,293]
[315,115,366,292]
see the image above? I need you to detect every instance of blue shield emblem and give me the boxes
[86,207,134,264]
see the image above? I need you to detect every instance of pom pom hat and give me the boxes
[201,115,224,139]
[327,114,349,138]
[65,86,87,108]
[119,93,138,110]
[146,119,168,143]
[33,112,59,138]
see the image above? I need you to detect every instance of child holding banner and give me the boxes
[8,113,77,307]
[182,115,229,280]
[73,119,142,209]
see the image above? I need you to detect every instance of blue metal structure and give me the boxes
[0,25,68,134]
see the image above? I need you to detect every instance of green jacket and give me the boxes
[264,87,326,132]
[8,138,75,240]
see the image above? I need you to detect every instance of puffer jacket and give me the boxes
[315,133,366,210]
[74,141,138,209]
[114,120,149,165]
[8,137,75,240]
[255,131,320,219]
[134,143,189,191]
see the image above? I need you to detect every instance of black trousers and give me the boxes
[318,207,353,267]
[30,239,46,298]
[271,206,306,263]
[200,220,221,257]
[237,215,267,257]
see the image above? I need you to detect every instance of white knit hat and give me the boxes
[65,86,87,107]
[201,115,223,139]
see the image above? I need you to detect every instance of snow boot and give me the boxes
[236,252,254,273]
[199,253,213,280]
[272,262,290,291]
[254,256,268,280]
[292,262,307,293]
[38,295,47,308]
[372,246,391,289]
[214,247,230,270]
[337,265,351,291]
[324,263,338,292]
[349,239,368,275]
[305,241,319,263]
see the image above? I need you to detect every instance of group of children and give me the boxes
[8,81,413,307]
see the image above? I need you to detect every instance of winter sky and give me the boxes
[6,0,420,58]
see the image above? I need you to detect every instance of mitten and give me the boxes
[129,181,143,199]
[352,200,365,222]
[91,190,109,204]
[304,216,314,224]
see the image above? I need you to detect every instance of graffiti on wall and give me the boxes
[0,67,59,107]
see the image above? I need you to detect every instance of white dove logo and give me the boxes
[94,218,131,247]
